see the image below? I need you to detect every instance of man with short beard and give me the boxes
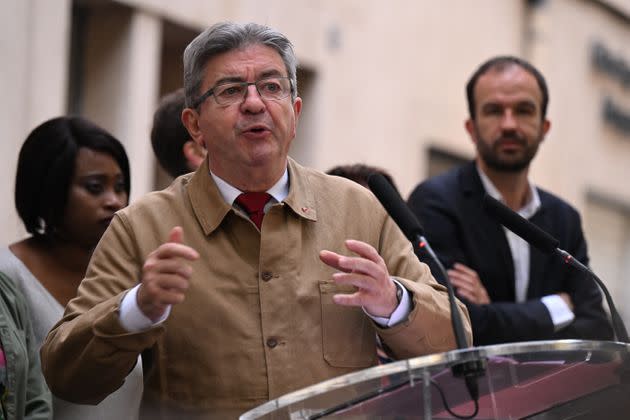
[407,56,612,346]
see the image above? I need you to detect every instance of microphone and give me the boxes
[365,173,425,243]
[368,173,484,407]
[482,194,629,343]
[367,173,468,347]
[483,193,559,253]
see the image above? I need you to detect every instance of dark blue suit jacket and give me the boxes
[407,161,612,345]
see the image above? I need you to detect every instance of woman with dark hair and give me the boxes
[0,116,142,419]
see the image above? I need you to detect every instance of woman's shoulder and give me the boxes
[0,270,30,328]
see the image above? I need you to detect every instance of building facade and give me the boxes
[2,0,630,327]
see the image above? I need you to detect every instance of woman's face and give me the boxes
[60,147,128,249]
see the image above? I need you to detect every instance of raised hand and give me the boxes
[137,226,200,321]
[319,239,398,318]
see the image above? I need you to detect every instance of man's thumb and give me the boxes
[168,226,184,244]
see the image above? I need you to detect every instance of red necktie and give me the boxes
[236,192,272,230]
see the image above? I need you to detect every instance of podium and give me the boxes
[240,340,630,419]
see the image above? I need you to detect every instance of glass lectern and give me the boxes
[240,340,630,419]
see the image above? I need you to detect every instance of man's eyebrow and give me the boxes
[515,99,537,107]
[481,101,502,109]
[212,69,286,86]
[259,69,284,78]
[212,76,247,85]
[480,98,537,108]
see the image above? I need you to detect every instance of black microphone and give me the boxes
[368,173,467,348]
[366,173,425,242]
[483,194,559,253]
[368,173,484,409]
[483,194,629,343]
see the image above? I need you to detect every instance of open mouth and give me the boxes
[248,127,267,133]
[241,124,271,138]
[244,123,270,132]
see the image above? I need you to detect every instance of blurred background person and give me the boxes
[151,88,206,179]
[0,116,142,419]
[407,56,612,345]
[327,163,398,192]
[0,271,51,419]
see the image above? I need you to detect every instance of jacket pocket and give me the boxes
[319,282,376,368]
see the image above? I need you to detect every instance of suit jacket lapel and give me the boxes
[459,162,516,298]
[527,190,551,299]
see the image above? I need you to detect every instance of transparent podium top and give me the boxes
[240,340,630,420]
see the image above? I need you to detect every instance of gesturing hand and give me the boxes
[137,226,200,321]
[448,262,490,305]
[319,239,398,318]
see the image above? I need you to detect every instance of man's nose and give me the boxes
[500,110,517,130]
[240,84,265,113]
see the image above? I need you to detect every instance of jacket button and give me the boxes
[266,338,278,348]
[261,271,273,282]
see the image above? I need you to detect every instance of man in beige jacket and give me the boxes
[41,21,471,418]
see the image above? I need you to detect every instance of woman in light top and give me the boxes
[1,116,142,420]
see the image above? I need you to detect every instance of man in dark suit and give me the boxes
[408,56,612,345]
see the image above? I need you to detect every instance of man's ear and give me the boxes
[290,97,303,138]
[182,140,207,171]
[465,118,478,145]
[181,108,205,148]
[542,119,551,137]
[293,96,302,119]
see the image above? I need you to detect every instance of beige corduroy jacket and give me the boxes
[41,158,471,418]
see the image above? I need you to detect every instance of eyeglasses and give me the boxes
[192,76,293,108]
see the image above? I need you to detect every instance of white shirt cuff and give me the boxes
[541,294,575,331]
[119,284,171,332]
[366,279,412,327]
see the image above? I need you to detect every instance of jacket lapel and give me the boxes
[527,191,552,299]
[460,162,515,297]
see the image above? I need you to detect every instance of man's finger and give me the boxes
[450,278,476,294]
[452,262,477,277]
[332,272,376,291]
[337,255,379,276]
[319,250,348,272]
[154,288,188,306]
[344,239,381,264]
[448,270,474,285]
[155,242,200,261]
[168,226,184,244]
[146,259,194,278]
[456,289,477,303]
[332,292,363,307]
[151,274,191,292]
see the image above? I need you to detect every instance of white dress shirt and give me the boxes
[477,165,574,330]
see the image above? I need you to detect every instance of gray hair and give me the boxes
[183,22,298,108]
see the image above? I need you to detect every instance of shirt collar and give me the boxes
[210,168,290,205]
[476,163,541,218]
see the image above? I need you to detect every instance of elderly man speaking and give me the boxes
[41,21,470,418]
